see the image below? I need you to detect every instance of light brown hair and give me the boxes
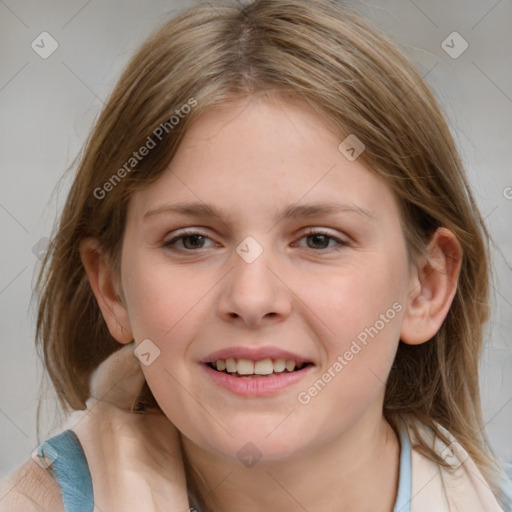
[35,0,507,504]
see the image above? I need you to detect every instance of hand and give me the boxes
[68,343,190,512]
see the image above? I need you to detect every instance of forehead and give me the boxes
[127,95,401,226]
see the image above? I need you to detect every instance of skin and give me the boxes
[81,94,462,511]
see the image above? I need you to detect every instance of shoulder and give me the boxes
[400,415,509,512]
[0,458,64,512]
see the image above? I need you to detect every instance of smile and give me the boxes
[207,358,311,377]
[200,346,315,396]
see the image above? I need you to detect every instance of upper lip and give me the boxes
[201,346,313,364]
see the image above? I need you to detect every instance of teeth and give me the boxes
[211,357,306,375]
[225,358,237,373]
[273,358,286,373]
[254,359,273,375]
[285,360,296,372]
[237,358,254,375]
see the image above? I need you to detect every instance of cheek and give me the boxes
[122,258,207,342]
[310,254,406,401]
[121,260,214,415]
[296,279,403,440]
[317,261,405,344]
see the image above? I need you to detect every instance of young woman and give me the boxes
[2,1,511,510]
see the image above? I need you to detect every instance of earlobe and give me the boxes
[400,227,462,345]
[79,238,133,344]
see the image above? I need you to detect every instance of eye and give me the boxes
[294,229,348,251]
[162,228,348,253]
[163,230,217,251]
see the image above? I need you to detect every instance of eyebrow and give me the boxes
[143,201,375,223]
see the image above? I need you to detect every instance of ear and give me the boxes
[79,238,133,344]
[400,227,462,345]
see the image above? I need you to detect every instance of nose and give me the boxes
[217,247,292,328]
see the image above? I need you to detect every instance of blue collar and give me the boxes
[393,420,412,512]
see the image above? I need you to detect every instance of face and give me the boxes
[118,95,413,462]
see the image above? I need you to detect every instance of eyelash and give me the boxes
[163,228,348,253]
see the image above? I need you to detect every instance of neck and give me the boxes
[181,413,400,512]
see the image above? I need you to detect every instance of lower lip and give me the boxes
[201,363,313,397]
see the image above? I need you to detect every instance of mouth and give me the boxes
[201,347,315,396]
[206,358,314,378]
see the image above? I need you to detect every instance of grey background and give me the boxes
[0,0,511,479]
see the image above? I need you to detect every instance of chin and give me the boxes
[190,424,312,466]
